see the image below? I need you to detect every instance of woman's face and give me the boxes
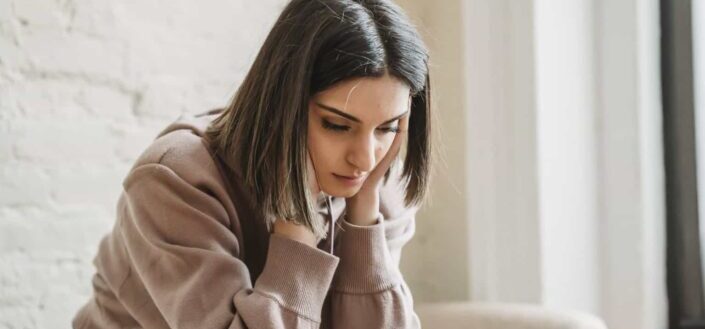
[308,73,411,198]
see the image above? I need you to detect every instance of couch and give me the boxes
[416,302,608,329]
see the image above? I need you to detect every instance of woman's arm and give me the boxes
[328,165,421,329]
[114,163,340,329]
[329,214,420,329]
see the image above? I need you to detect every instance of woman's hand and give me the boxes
[272,152,322,247]
[345,115,409,225]
[272,219,318,247]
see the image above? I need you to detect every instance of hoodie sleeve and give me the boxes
[328,169,421,329]
[119,163,340,329]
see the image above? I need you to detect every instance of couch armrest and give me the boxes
[416,302,607,329]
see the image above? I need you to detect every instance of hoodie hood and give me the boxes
[156,108,225,140]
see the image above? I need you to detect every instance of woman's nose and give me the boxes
[347,134,376,173]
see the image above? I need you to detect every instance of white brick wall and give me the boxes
[0,1,287,327]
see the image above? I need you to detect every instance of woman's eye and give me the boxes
[322,119,400,134]
[322,120,350,132]
[377,126,401,134]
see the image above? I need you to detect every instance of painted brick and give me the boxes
[0,0,288,327]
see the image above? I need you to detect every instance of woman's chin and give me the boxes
[321,185,359,198]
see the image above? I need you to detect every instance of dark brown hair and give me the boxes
[206,0,431,239]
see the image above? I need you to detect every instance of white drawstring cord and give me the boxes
[323,195,334,254]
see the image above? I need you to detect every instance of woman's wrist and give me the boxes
[345,192,380,226]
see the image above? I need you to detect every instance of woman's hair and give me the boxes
[206,0,431,238]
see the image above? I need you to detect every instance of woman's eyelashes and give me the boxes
[378,125,401,133]
[321,119,400,134]
[321,119,349,132]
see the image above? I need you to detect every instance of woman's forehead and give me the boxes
[313,74,410,120]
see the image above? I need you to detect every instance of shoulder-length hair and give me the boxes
[206,0,432,239]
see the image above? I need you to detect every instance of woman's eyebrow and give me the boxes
[315,102,409,125]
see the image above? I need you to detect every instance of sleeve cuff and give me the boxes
[254,234,340,321]
[333,214,403,293]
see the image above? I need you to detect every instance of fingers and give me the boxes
[383,115,408,164]
[383,128,405,168]
[366,119,407,184]
[307,150,322,196]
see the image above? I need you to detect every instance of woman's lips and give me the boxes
[332,173,364,186]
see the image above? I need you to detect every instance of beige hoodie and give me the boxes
[72,108,421,328]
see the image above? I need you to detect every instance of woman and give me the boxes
[73,0,431,328]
